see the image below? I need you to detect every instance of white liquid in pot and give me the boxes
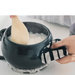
[8,32,47,45]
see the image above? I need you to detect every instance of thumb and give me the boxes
[51,40,65,49]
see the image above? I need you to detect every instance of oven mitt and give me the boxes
[40,39,68,64]
[11,16,29,45]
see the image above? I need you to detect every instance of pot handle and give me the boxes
[40,39,68,64]
[0,28,6,60]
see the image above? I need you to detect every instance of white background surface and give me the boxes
[0,16,74,75]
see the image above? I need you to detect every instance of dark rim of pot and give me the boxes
[5,22,52,46]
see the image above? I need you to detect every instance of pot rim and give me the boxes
[5,22,52,46]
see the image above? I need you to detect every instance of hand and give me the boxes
[51,35,75,64]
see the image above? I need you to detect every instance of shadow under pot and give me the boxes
[0,22,67,74]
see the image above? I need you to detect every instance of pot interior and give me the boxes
[6,22,50,38]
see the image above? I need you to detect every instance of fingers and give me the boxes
[56,55,75,64]
[51,40,65,49]
[56,55,71,64]
[51,36,75,64]
[10,15,17,18]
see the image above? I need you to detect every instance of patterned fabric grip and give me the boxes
[40,39,68,64]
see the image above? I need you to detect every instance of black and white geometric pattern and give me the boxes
[41,39,68,64]
[8,62,49,74]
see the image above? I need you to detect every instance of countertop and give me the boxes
[0,17,74,75]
